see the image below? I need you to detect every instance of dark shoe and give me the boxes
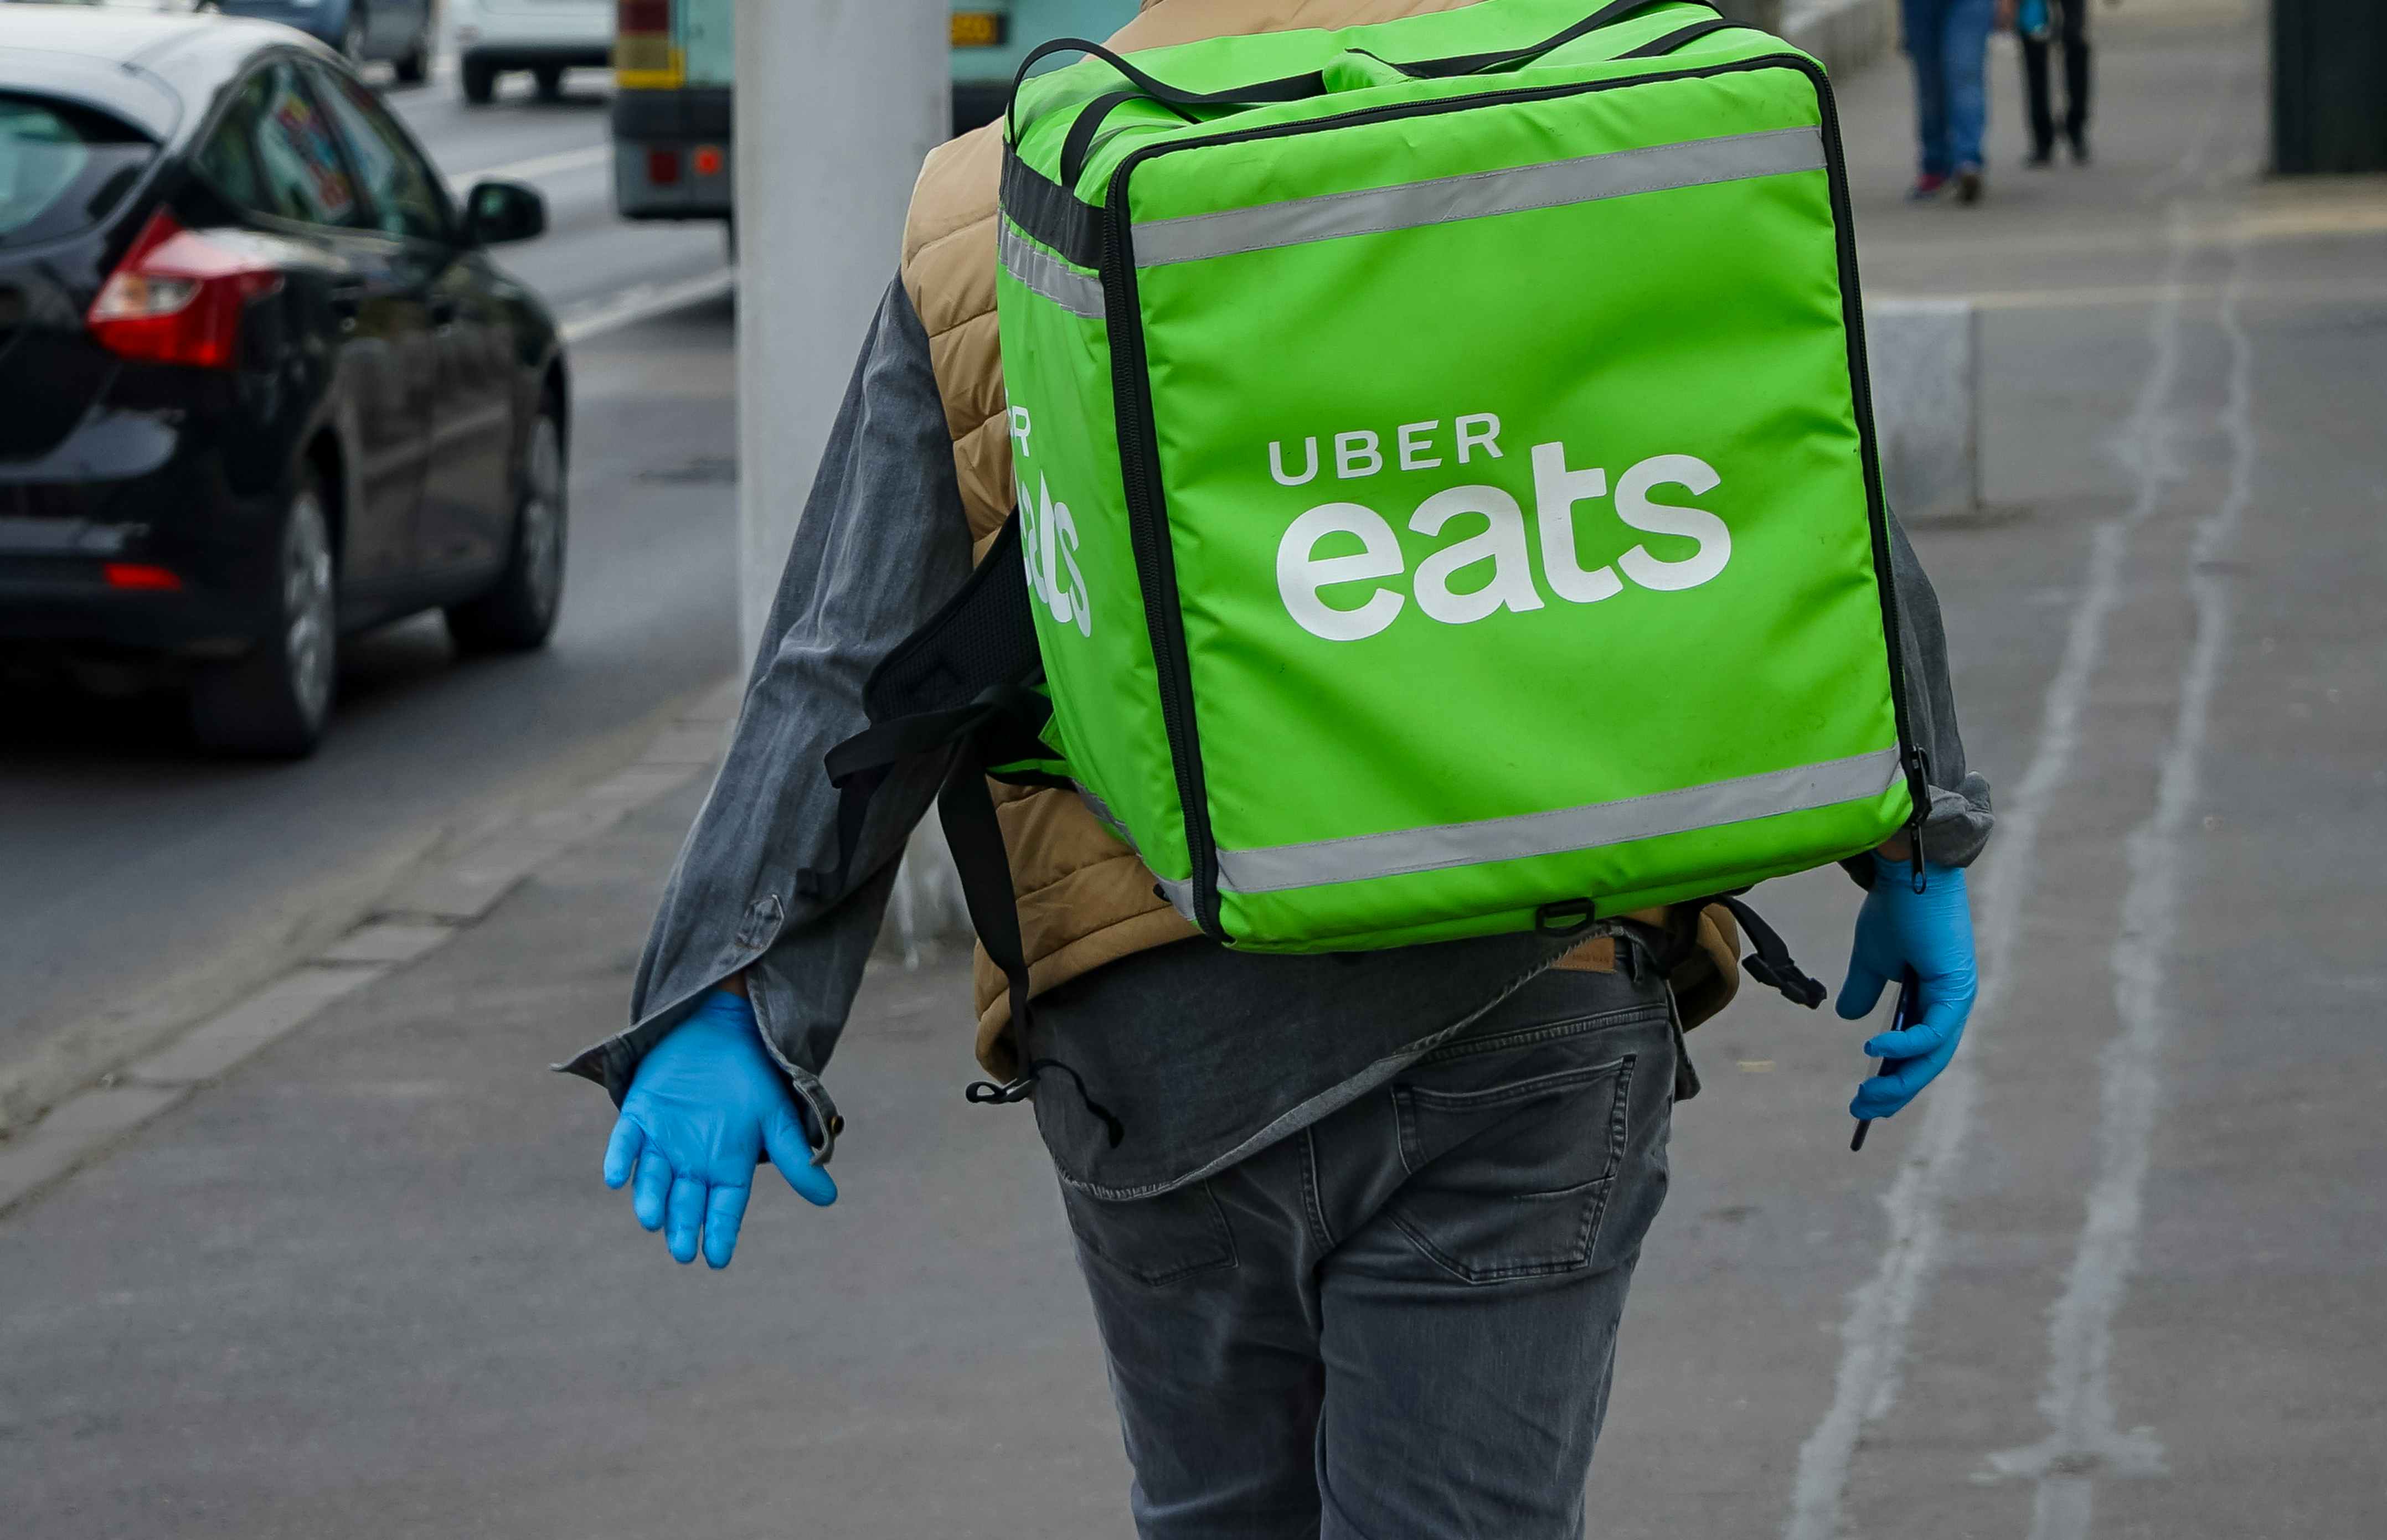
[1907,173,1950,200]
[2027,146,2055,168]
[1954,164,1984,204]
[2066,128,2091,164]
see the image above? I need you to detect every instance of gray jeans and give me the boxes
[1058,969,1679,1539]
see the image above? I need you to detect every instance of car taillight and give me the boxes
[86,209,282,370]
[104,563,182,591]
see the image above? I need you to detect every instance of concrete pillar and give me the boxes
[734,0,948,663]
[734,2,961,954]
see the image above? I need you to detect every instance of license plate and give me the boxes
[951,12,1007,48]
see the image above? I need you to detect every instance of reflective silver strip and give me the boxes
[1154,874,1198,921]
[1077,783,1204,922]
[999,219,1104,319]
[1074,782,1131,844]
[1211,747,1901,896]
[1132,125,1826,268]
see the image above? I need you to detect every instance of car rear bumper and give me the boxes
[0,566,276,652]
[1,426,283,653]
[461,42,612,70]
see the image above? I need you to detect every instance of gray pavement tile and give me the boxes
[317,921,458,967]
[123,966,388,1088]
[0,1084,185,1213]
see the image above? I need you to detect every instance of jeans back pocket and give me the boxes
[1386,1055,1635,1284]
[1061,1179,1239,1287]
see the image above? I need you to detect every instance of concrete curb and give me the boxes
[0,684,740,1218]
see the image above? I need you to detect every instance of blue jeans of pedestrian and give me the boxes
[1904,0,1996,176]
[1058,969,1679,1538]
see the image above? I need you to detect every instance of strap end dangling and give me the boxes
[1740,951,1828,1010]
[1715,895,1829,1010]
[963,1060,1125,1148]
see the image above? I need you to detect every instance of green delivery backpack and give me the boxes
[822,0,1933,1064]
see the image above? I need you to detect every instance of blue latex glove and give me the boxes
[602,989,836,1268]
[1836,855,1978,1120]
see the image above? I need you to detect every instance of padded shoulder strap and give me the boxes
[807,516,1049,901]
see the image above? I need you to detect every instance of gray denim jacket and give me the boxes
[558,280,1995,1162]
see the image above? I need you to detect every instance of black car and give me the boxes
[1,8,565,755]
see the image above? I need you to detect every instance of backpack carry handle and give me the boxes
[1006,35,1321,157]
[1374,0,1718,80]
[1019,2,1724,190]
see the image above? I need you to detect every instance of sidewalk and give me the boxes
[7,6,2385,1536]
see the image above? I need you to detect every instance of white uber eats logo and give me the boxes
[1270,412,1730,643]
[1011,406,1091,638]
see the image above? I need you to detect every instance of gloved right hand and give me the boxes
[1835,855,1978,1121]
[601,988,836,1269]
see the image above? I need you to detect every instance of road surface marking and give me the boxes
[1984,205,2256,1540]
[562,268,736,343]
[1782,95,2233,1540]
[445,142,611,194]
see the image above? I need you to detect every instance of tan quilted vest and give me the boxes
[901,0,1741,1076]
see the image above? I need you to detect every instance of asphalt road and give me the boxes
[0,66,743,1122]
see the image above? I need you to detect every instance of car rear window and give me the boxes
[0,93,154,249]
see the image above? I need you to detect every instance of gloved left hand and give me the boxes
[1836,855,1978,1120]
[601,988,836,1268]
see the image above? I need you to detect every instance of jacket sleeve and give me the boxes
[555,278,972,1160]
[1878,510,1996,872]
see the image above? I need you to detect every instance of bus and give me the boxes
[612,1,1135,225]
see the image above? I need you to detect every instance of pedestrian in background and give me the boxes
[1903,0,2018,203]
[2020,0,2096,166]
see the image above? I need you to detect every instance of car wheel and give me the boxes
[341,6,369,65]
[445,407,566,654]
[190,474,337,757]
[533,65,566,100]
[395,29,430,85]
[461,60,497,106]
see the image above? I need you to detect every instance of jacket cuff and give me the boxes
[1919,772,1995,869]
[1839,771,1996,888]
[766,1048,843,1164]
[549,1005,842,1166]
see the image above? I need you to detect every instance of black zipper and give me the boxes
[1795,59,1937,871]
[1094,51,1930,933]
[1098,199,1225,938]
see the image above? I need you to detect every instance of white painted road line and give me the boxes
[444,142,612,194]
[1987,208,2257,1540]
[561,268,737,343]
[1782,82,2238,1540]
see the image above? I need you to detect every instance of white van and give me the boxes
[449,0,613,105]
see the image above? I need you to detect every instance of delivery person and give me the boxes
[563,4,1996,1535]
